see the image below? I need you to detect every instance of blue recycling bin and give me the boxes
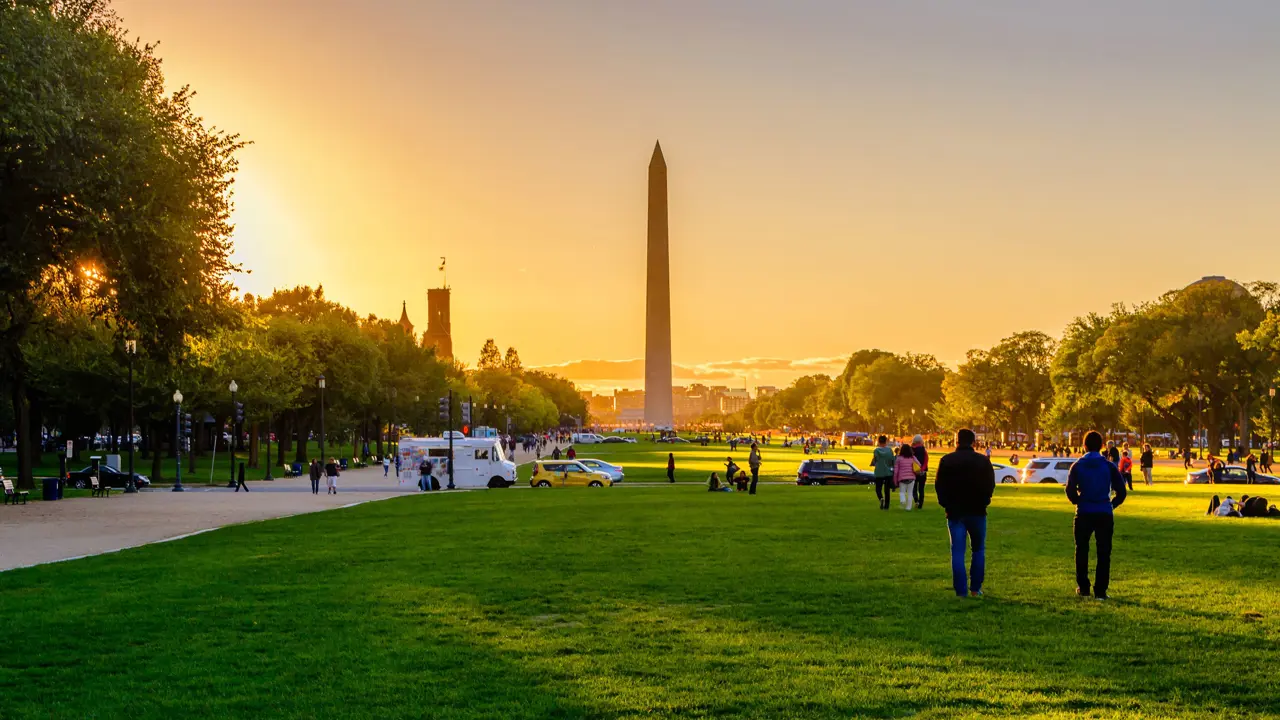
[42,477,60,501]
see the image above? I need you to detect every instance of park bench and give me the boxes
[91,476,111,497]
[284,463,302,477]
[339,458,349,471]
[3,478,28,505]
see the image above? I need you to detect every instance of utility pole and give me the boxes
[125,339,138,493]
[448,390,455,490]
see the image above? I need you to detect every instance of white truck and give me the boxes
[396,435,518,489]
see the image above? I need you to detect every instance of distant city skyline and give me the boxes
[111,0,1280,382]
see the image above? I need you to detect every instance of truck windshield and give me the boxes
[492,443,506,463]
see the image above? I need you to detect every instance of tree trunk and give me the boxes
[293,408,308,464]
[10,378,34,490]
[248,421,260,468]
[277,412,290,466]
[150,420,164,482]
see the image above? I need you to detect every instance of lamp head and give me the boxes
[318,375,326,389]
[173,390,183,404]
[229,380,238,393]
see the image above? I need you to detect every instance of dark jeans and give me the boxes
[874,477,892,509]
[310,477,319,494]
[913,473,926,508]
[1074,512,1114,596]
[947,515,986,596]
[749,466,759,494]
[235,477,248,492]
[667,468,675,483]
[1123,471,1133,491]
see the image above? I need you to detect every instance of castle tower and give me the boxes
[644,141,674,427]
[423,287,453,360]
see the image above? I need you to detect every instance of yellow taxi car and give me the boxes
[529,460,614,488]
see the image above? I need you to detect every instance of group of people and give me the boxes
[702,442,763,494]
[936,429,1125,599]
[307,458,341,495]
[1206,494,1280,518]
[870,435,928,511]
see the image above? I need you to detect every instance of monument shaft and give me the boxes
[645,142,674,427]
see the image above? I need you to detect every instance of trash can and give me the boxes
[42,477,59,501]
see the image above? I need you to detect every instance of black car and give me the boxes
[67,465,151,489]
[1185,465,1280,485]
[797,459,875,485]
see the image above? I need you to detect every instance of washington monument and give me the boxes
[645,141,674,427]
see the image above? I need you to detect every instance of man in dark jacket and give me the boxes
[308,459,321,495]
[934,428,996,597]
[1066,431,1127,599]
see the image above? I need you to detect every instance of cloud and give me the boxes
[532,356,849,386]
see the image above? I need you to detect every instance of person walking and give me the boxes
[551,446,561,460]
[418,458,432,492]
[1246,452,1258,484]
[872,435,896,510]
[911,434,929,510]
[667,453,676,483]
[1119,451,1134,491]
[234,462,249,492]
[324,457,340,495]
[934,429,995,597]
[309,458,321,495]
[1066,431,1127,600]
[383,455,391,477]
[748,442,762,495]
[1140,444,1154,486]
[1106,441,1121,465]
[894,444,917,510]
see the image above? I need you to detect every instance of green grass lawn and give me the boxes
[2,440,1277,718]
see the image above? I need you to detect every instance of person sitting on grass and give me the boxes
[707,472,725,492]
[1239,495,1276,518]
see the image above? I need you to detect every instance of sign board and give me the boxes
[66,440,74,458]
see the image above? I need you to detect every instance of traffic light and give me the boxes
[234,402,245,425]
[438,397,449,422]
[462,424,470,437]
[461,401,471,425]
[182,413,193,436]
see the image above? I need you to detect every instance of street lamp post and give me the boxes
[173,390,185,492]
[124,339,138,493]
[318,375,326,463]
[228,380,239,488]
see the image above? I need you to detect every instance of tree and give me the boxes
[503,347,522,372]
[478,339,502,370]
[1,1,244,487]
[845,353,945,434]
[944,332,1055,441]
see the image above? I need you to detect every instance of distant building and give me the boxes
[720,389,750,415]
[755,386,778,398]
[423,287,453,360]
[584,391,617,423]
[614,389,645,414]
[397,301,414,336]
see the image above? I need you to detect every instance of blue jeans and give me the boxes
[947,516,987,596]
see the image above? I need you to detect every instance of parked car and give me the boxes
[1186,466,1280,485]
[1020,458,1077,484]
[577,459,624,482]
[529,460,613,487]
[601,436,636,444]
[571,433,606,444]
[991,462,1020,484]
[67,465,151,489]
[796,459,875,485]
[659,436,689,443]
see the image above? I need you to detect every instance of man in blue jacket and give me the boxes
[1066,431,1128,599]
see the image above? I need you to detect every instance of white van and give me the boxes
[571,433,605,444]
[396,435,518,489]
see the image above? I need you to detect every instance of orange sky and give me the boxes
[113,0,1280,390]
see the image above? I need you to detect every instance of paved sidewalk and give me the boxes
[0,465,414,572]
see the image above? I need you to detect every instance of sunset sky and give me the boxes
[113,0,1280,391]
